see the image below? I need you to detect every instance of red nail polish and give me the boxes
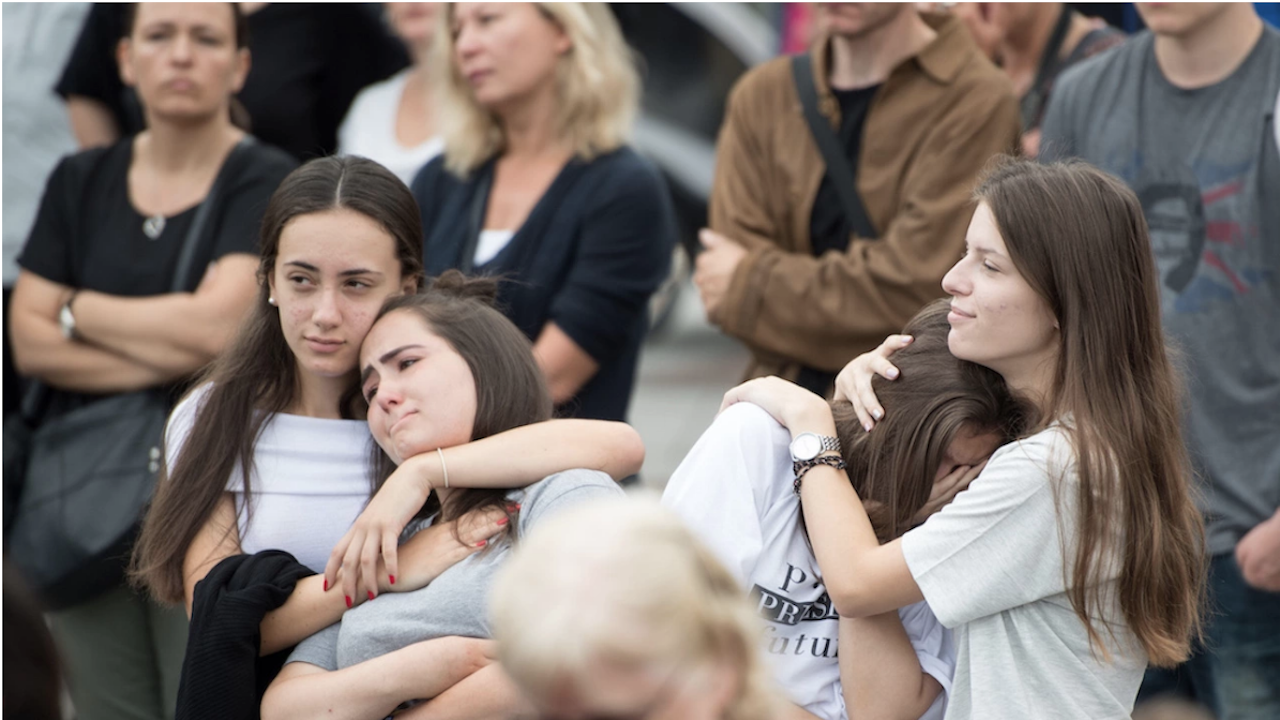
[345,595,352,609]
[323,579,329,592]
[389,575,396,585]
[476,539,487,548]
[497,517,509,526]
[368,591,375,601]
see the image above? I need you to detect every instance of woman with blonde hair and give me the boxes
[410,2,677,423]
[491,496,782,720]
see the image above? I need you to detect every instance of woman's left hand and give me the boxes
[720,376,832,431]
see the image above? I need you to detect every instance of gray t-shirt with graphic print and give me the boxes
[1041,28,1280,555]
[287,469,623,671]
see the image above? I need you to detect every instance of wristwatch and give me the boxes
[789,432,840,463]
[59,291,79,340]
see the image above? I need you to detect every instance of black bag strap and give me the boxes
[792,54,877,241]
[169,135,256,293]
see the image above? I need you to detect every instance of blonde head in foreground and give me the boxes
[490,497,780,720]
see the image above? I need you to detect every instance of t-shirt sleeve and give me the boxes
[286,622,341,672]
[209,148,297,261]
[660,403,789,588]
[900,429,1075,628]
[898,600,956,719]
[16,154,79,286]
[547,157,677,365]
[517,469,626,532]
[163,383,214,473]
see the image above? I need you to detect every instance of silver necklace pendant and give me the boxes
[142,214,166,240]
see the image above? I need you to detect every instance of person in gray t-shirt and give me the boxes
[261,277,627,720]
[1041,3,1280,718]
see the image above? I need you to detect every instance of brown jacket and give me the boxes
[709,14,1020,385]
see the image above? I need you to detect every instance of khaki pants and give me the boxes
[49,582,187,720]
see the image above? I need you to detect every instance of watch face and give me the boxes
[792,433,820,461]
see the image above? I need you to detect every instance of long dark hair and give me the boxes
[830,299,1030,542]
[370,271,554,544]
[975,157,1205,666]
[132,156,425,604]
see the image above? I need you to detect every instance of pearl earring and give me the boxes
[268,296,277,306]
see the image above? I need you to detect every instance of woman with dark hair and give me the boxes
[131,156,642,683]
[261,273,624,720]
[725,158,1206,719]
[662,299,1027,720]
[8,4,295,718]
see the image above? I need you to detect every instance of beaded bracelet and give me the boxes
[792,455,848,496]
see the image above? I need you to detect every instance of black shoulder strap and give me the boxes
[791,54,877,241]
[169,136,256,293]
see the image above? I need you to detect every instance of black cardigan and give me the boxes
[175,551,314,720]
[411,147,678,422]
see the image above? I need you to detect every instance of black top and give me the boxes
[411,147,677,422]
[17,137,296,418]
[808,84,882,257]
[177,551,314,720]
[55,3,409,160]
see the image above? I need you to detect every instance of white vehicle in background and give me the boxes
[612,2,779,330]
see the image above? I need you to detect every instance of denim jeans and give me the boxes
[1137,552,1280,720]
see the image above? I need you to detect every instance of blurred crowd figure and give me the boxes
[931,2,1125,156]
[413,2,676,422]
[1040,3,1280,718]
[693,2,1018,396]
[337,2,444,184]
[2,3,1278,720]
[56,2,409,159]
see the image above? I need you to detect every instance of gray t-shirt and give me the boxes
[287,469,623,671]
[901,426,1146,720]
[1041,29,1280,555]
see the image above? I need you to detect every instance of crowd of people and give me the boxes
[2,3,1277,720]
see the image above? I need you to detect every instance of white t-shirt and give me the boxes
[337,69,444,187]
[901,426,1146,720]
[165,384,375,573]
[662,403,954,720]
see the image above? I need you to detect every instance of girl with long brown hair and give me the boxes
[721,158,1206,719]
[131,156,642,662]
[662,299,1027,720]
[263,274,625,720]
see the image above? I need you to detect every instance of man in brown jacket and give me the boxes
[694,3,1020,395]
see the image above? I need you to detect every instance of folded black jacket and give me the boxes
[176,550,314,720]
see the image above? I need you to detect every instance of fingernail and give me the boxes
[323,579,329,591]
[345,595,353,609]
[497,517,509,526]
[902,336,914,344]
[368,591,376,601]
[476,539,487,548]
[872,409,883,420]
[886,368,899,379]
[389,575,396,585]
[863,422,873,432]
